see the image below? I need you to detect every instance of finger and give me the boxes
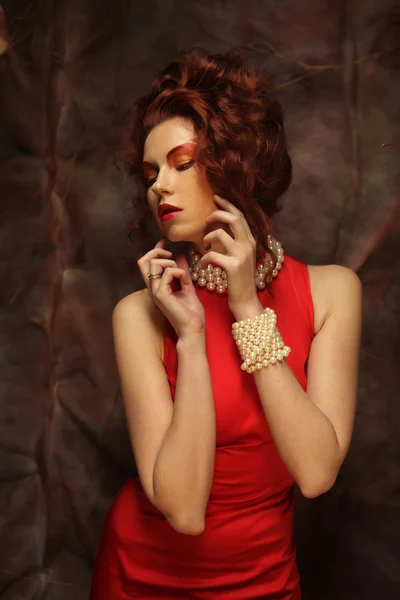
[213,194,241,215]
[198,250,234,272]
[203,228,236,255]
[213,195,254,240]
[206,210,249,242]
[175,254,194,290]
[175,253,188,272]
[155,236,169,248]
[150,237,171,257]
[138,247,172,265]
[139,257,176,291]
[155,267,187,294]
[148,258,177,271]
[146,259,176,284]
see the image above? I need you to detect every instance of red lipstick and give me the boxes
[161,211,182,222]
[158,203,183,221]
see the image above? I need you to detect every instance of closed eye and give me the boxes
[146,160,194,188]
[146,176,157,187]
[176,160,194,171]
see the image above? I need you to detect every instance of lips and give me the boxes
[158,203,183,218]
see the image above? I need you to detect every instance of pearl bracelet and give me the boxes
[231,307,291,373]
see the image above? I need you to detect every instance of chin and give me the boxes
[162,223,204,245]
[163,229,185,243]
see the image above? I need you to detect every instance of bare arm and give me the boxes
[153,334,216,534]
[112,293,216,535]
[231,265,362,498]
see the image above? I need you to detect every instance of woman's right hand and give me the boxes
[137,237,206,339]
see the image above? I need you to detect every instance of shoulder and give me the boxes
[307,264,362,335]
[113,288,149,317]
[307,264,362,305]
[113,288,165,360]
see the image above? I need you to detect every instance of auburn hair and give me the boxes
[118,46,292,270]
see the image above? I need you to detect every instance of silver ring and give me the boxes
[147,272,163,279]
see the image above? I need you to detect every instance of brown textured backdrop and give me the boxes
[0,1,399,599]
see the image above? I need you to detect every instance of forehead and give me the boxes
[143,117,196,160]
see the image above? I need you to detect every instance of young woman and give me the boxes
[90,47,362,599]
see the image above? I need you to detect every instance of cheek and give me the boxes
[188,169,214,201]
[147,193,158,216]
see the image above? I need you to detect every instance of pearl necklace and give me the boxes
[188,233,284,294]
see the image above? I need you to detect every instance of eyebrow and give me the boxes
[142,140,197,170]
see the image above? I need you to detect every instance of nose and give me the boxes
[151,167,173,195]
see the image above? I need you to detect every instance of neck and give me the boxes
[187,240,267,263]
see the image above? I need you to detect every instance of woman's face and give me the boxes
[142,117,220,254]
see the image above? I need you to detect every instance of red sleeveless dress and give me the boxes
[90,253,315,599]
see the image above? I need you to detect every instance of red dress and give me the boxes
[90,253,315,599]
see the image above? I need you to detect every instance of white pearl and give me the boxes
[188,235,283,294]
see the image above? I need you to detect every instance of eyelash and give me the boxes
[146,160,194,187]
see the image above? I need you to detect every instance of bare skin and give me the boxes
[137,116,336,356]
[114,115,361,525]
[137,116,330,356]
[131,264,328,363]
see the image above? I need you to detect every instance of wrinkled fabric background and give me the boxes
[0,1,399,599]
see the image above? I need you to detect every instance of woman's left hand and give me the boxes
[200,194,259,314]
